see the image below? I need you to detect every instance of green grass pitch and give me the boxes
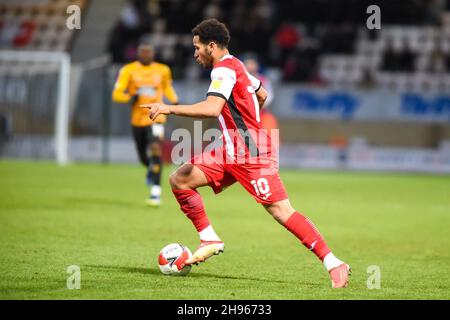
[1,159,449,300]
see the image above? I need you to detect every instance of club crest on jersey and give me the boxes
[211,77,223,89]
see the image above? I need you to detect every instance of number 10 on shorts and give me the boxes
[251,178,272,200]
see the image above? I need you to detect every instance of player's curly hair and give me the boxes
[192,18,230,48]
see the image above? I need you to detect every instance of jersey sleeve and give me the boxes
[207,67,236,100]
[112,65,132,103]
[246,72,262,92]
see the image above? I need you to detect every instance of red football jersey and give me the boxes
[206,55,276,162]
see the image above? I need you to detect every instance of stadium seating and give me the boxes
[319,23,450,92]
[0,0,88,51]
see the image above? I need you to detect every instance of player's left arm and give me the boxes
[247,72,268,109]
[255,85,268,109]
[141,95,225,120]
[162,66,179,105]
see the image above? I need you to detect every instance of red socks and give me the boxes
[172,189,210,232]
[283,212,331,261]
[172,189,331,261]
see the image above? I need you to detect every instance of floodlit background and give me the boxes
[0,0,450,171]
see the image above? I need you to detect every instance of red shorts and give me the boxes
[189,147,288,205]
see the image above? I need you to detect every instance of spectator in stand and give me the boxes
[107,0,152,63]
[274,22,300,67]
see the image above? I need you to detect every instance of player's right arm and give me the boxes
[141,66,233,120]
[112,65,134,103]
[142,95,225,120]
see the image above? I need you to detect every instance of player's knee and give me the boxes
[169,172,181,189]
[169,165,193,190]
[264,201,294,224]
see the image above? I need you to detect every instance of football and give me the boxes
[158,243,192,275]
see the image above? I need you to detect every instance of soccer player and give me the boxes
[141,19,351,288]
[113,41,179,207]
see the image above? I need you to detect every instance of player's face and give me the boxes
[193,36,213,69]
[138,45,154,65]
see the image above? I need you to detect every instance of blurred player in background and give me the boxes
[142,19,351,288]
[113,41,179,207]
[243,55,278,131]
